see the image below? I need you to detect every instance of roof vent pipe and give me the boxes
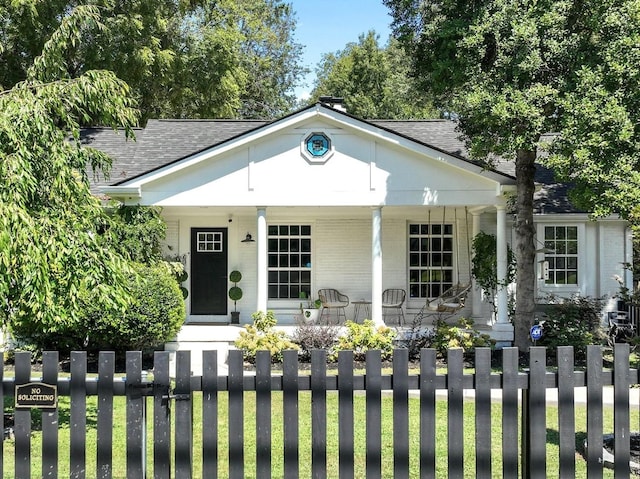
[318,96,346,112]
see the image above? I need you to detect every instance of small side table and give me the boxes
[352,300,371,323]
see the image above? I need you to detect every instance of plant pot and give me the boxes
[231,311,240,324]
[302,309,320,323]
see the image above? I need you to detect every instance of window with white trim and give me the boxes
[268,225,312,299]
[544,225,578,285]
[408,223,454,298]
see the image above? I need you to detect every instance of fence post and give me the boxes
[228,349,244,479]
[338,350,354,479]
[365,349,382,479]
[502,347,519,478]
[70,351,87,479]
[282,350,299,479]
[174,351,193,479]
[126,351,145,479]
[14,351,32,479]
[311,349,328,478]
[202,350,218,479]
[613,343,631,478]
[97,351,115,479]
[255,350,272,479]
[153,351,171,479]
[586,344,604,478]
[42,351,59,479]
[523,347,547,479]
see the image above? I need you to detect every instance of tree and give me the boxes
[0,0,306,121]
[0,5,138,340]
[309,31,437,119]
[385,0,640,349]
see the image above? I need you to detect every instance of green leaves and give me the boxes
[0,6,139,336]
[309,32,437,119]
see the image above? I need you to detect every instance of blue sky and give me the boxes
[289,0,393,99]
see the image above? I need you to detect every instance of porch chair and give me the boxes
[382,288,406,325]
[318,289,350,324]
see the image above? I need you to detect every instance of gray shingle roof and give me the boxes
[82,108,576,214]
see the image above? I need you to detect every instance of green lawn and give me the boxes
[1,392,631,478]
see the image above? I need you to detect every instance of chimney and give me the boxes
[318,96,346,112]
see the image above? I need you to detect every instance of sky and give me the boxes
[288,0,393,100]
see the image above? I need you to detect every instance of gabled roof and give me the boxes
[81,102,576,213]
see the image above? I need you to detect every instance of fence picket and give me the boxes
[175,351,193,479]
[311,349,328,478]
[282,350,299,478]
[614,343,631,479]
[557,346,576,478]
[14,351,31,479]
[42,351,59,478]
[70,351,87,479]
[502,347,519,478]
[393,348,410,479]
[228,349,244,479]
[420,348,437,478]
[446,348,464,478]
[153,351,171,479]
[202,350,218,479]
[338,350,355,479]
[474,348,492,479]
[365,349,382,479]
[97,351,115,479]
[256,350,272,479]
[586,344,604,478]
[126,351,144,479]
[526,346,547,479]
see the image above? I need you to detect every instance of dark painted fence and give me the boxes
[1,344,639,478]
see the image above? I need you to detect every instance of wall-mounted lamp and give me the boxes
[241,233,255,243]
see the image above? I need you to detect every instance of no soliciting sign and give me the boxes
[15,382,57,409]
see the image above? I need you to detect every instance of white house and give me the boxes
[85,100,632,361]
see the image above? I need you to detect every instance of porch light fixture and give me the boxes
[241,233,255,243]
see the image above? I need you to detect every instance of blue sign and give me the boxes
[530,324,543,341]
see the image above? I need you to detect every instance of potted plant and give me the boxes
[228,270,243,324]
[299,291,321,323]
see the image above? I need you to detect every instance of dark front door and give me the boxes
[190,228,228,315]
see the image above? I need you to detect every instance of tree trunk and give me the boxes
[514,149,537,351]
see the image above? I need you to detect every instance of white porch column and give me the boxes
[256,207,268,313]
[493,205,514,345]
[371,207,384,326]
[471,211,483,319]
[496,206,509,324]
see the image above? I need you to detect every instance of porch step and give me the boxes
[165,325,245,376]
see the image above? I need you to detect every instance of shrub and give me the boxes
[331,320,396,362]
[10,262,186,352]
[428,317,494,360]
[397,314,435,361]
[537,294,606,359]
[84,262,186,351]
[235,311,299,363]
[290,322,340,361]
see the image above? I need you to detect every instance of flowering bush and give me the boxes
[235,311,299,363]
[331,320,396,362]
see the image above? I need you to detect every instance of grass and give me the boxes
[1,392,632,478]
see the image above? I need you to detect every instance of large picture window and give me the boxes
[408,223,454,299]
[544,226,578,285]
[268,225,312,299]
